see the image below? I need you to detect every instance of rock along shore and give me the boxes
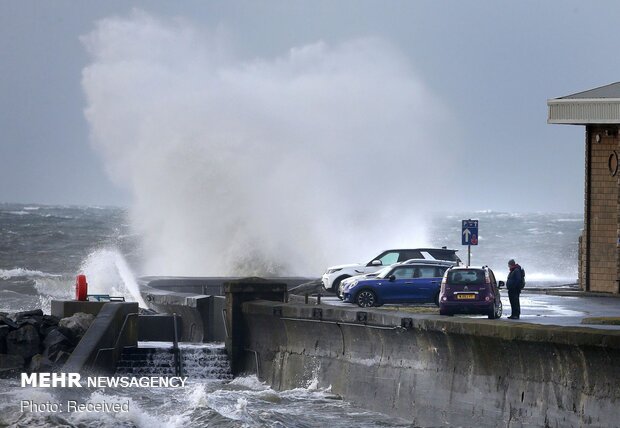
[0,309,94,376]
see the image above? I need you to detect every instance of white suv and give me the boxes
[322,248,460,292]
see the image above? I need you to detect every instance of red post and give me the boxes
[75,274,88,301]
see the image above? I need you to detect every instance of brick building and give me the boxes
[548,82,620,293]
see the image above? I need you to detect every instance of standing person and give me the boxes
[506,259,523,319]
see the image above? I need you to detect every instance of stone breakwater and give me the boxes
[238,301,620,428]
[0,309,94,375]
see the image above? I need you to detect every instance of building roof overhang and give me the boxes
[547,82,620,125]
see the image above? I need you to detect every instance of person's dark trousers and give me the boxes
[508,288,520,318]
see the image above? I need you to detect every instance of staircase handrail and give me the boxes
[92,312,138,373]
[172,313,183,377]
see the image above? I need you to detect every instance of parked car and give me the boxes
[322,247,461,293]
[338,267,389,299]
[337,259,456,299]
[438,266,503,319]
[342,261,453,307]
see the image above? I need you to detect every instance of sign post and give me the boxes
[461,219,479,266]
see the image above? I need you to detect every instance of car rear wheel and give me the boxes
[356,290,377,308]
[439,309,453,316]
[488,299,502,319]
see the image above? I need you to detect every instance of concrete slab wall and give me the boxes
[240,301,620,427]
[137,315,183,342]
[51,300,107,318]
[63,302,139,375]
[224,278,287,374]
[139,276,313,295]
[141,285,226,342]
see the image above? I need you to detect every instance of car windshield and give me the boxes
[375,266,393,279]
[447,269,484,285]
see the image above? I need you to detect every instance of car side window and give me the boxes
[392,267,415,279]
[488,269,497,285]
[398,250,423,262]
[437,267,448,277]
[428,249,457,262]
[417,266,438,278]
[378,252,399,266]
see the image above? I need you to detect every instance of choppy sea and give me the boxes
[0,203,581,427]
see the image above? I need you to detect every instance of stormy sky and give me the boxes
[0,1,617,212]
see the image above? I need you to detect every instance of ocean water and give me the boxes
[0,203,581,427]
[0,204,580,315]
[0,375,411,427]
[0,204,140,314]
[428,211,580,285]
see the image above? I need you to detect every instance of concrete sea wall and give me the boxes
[239,301,620,427]
[141,286,225,343]
[139,276,312,343]
[63,302,138,375]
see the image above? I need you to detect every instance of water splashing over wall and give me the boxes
[81,11,459,277]
[80,248,147,307]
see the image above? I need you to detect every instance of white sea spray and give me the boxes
[80,10,460,277]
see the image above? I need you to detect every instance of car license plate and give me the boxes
[456,294,475,300]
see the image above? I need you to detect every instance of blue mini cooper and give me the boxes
[342,261,452,307]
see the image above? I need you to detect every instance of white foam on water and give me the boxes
[305,374,320,391]
[205,392,252,422]
[137,341,174,349]
[34,277,74,313]
[0,268,61,279]
[227,375,270,391]
[1,387,56,411]
[235,397,248,412]
[184,383,209,408]
[179,342,226,349]
[70,391,190,428]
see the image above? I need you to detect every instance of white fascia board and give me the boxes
[548,98,620,103]
[547,98,620,124]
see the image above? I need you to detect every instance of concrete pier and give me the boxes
[237,298,620,427]
[223,277,287,375]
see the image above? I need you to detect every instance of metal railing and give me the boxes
[92,312,138,373]
[222,308,229,338]
[172,313,183,377]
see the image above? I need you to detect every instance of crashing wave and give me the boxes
[0,268,61,280]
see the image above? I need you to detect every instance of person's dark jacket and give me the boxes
[506,264,523,291]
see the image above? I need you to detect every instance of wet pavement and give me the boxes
[506,292,620,329]
[320,291,620,330]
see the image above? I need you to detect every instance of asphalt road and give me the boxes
[320,292,620,330]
